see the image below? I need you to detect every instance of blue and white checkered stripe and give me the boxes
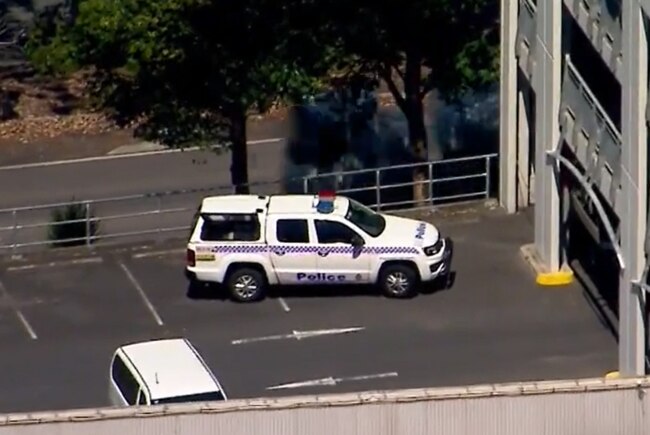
[206,245,419,255]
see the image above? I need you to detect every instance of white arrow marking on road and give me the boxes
[266,372,399,391]
[230,327,365,345]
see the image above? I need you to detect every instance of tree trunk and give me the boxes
[229,108,249,194]
[403,54,429,205]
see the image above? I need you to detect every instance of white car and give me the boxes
[109,338,227,407]
[185,192,453,302]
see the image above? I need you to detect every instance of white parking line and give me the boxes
[6,257,103,272]
[0,137,284,170]
[231,327,365,345]
[0,279,38,340]
[278,297,291,312]
[266,372,399,390]
[119,262,164,326]
[132,249,185,259]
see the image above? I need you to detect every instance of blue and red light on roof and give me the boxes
[315,190,336,214]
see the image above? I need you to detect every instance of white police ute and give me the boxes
[185,192,453,302]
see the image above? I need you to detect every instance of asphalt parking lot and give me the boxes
[0,207,616,414]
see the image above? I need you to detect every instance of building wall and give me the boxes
[3,377,650,435]
[501,0,649,375]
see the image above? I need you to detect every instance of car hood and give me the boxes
[377,214,440,248]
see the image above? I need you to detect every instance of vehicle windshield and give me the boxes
[345,198,386,237]
[154,391,225,404]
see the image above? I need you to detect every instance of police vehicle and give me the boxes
[185,192,453,302]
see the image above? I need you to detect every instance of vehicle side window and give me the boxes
[111,356,139,405]
[276,219,309,243]
[315,220,358,244]
[200,214,260,242]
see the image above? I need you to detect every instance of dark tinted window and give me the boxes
[111,356,139,405]
[315,220,359,244]
[276,219,309,243]
[154,391,226,404]
[200,214,260,241]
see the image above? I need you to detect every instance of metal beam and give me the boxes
[619,0,648,377]
[641,0,650,20]
[546,150,625,270]
[499,0,518,213]
[533,0,562,272]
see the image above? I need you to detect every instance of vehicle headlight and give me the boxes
[423,238,444,256]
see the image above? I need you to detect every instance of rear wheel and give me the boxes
[226,267,267,303]
[378,264,418,299]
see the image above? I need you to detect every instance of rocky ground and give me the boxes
[0,64,397,164]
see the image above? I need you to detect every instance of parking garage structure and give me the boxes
[500,0,650,375]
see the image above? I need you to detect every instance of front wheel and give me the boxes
[226,268,267,303]
[378,264,418,299]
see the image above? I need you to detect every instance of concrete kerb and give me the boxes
[396,199,501,223]
[519,244,575,287]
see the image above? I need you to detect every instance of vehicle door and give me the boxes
[313,218,371,284]
[266,215,319,285]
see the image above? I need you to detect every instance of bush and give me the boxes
[48,201,100,248]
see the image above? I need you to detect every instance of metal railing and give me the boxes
[563,0,622,80]
[562,56,621,172]
[0,153,498,253]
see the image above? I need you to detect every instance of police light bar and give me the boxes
[319,190,336,200]
[316,190,336,214]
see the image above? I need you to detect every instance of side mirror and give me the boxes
[351,235,365,248]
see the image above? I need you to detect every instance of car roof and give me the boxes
[119,338,220,400]
[199,194,350,217]
[267,194,349,216]
[201,195,269,214]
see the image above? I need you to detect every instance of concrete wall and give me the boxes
[3,377,650,435]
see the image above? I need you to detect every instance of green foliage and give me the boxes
[25,5,79,75]
[27,0,330,144]
[26,0,499,182]
[301,0,499,161]
[26,0,334,191]
[48,202,100,248]
[318,0,500,101]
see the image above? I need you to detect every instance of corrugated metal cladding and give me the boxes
[4,383,650,435]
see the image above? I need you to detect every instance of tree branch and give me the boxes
[391,63,404,82]
[420,72,435,100]
[380,65,406,111]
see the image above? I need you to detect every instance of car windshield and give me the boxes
[154,391,225,405]
[345,199,386,237]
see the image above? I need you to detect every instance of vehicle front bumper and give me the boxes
[426,237,453,278]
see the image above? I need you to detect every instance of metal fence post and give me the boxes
[375,169,381,210]
[11,209,17,254]
[485,156,491,198]
[303,176,310,194]
[84,201,91,247]
[157,195,162,237]
[428,162,434,204]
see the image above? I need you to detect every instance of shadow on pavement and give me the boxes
[185,273,456,302]
[566,211,619,338]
